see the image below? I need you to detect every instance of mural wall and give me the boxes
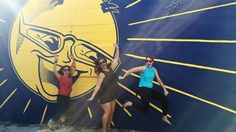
[1,0,236,131]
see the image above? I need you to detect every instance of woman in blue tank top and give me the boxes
[119,56,171,125]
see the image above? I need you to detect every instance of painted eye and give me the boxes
[27,29,62,53]
[73,44,97,64]
[71,42,114,67]
[19,14,64,54]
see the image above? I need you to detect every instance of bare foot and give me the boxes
[102,128,107,132]
[162,116,172,125]
[123,101,132,108]
[59,116,66,124]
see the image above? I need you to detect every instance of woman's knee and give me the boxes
[102,107,112,116]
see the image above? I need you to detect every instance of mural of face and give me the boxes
[9,0,118,102]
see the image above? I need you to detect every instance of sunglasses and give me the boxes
[146,60,153,63]
[63,68,70,71]
[98,60,106,65]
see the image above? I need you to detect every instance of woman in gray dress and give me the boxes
[87,45,119,132]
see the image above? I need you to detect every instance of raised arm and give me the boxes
[119,66,145,80]
[155,69,169,96]
[87,73,105,101]
[111,44,119,70]
[53,55,61,80]
[70,55,76,76]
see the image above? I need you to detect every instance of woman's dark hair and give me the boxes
[146,56,154,61]
[58,66,72,77]
[94,57,111,75]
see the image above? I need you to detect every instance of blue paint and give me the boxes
[0,0,236,131]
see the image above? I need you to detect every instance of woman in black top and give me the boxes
[88,45,119,132]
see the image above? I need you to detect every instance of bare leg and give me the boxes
[100,102,112,132]
[107,100,116,131]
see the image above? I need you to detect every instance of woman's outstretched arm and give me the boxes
[87,73,105,101]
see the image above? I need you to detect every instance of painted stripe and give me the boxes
[117,82,172,118]
[128,38,236,44]
[111,121,115,126]
[87,107,93,119]
[125,54,236,75]
[0,79,7,88]
[125,0,142,9]
[0,19,6,23]
[23,99,31,114]
[129,2,236,25]
[122,70,236,114]
[0,88,17,109]
[40,105,48,125]
[115,99,132,117]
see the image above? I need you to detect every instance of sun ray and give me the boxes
[126,54,236,75]
[0,79,8,88]
[0,19,6,23]
[40,105,48,125]
[115,99,132,117]
[122,70,236,114]
[149,103,171,118]
[87,107,93,119]
[0,88,17,109]
[0,68,4,71]
[129,1,236,26]
[117,82,172,118]
[111,121,115,126]
[128,38,236,44]
[23,99,31,114]
[125,0,142,9]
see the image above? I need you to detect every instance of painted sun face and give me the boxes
[9,0,118,102]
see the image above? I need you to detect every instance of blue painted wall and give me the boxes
[1,0,236,131]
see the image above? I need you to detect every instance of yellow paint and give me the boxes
[149,103,171,118]
[9,0,118,102]
[117,82,172,118]
[23,99,31,114]
[129,2,236,25]
[125,0,142,9]
[0,79,7,88]
[122,70,236,114]
[40,105,48,125]
[125,54,236,75]
[128,38,236,44]
[87,107,93,119]
[0,88,17,109]
[111,121,115,126]
[115,99,132,117]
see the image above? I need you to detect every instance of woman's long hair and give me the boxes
[94,57,111,75]
[58,65,72,77]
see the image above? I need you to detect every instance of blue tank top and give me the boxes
[139,65,156,88]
